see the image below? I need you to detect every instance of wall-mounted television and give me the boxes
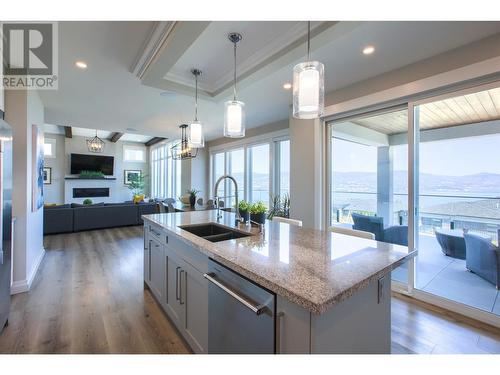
[70,153,114,176]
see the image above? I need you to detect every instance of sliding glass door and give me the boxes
[412,84,500,316]
[328,81,500,322]
[329,108,409,266]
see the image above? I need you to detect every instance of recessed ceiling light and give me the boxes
[362,45,375,55]
[160,91,176,97]
[75,61,88,69]
[283,83,292,90]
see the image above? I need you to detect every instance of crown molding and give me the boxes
[130,21,176,79]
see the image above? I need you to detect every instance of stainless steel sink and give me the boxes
[179,223,252,243]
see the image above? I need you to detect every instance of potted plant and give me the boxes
[267,193,291,220]
[126,173,147,203]
[79,170,105,179]
[250,201,267,224]
[187,188,200,208]
[83,198,93,205]
[238,200,250,222]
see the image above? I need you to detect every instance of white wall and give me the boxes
[5,90,45,294]
[289,114,324,229]
[43,135,150,203]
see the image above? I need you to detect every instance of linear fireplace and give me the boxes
[73,187,110,198]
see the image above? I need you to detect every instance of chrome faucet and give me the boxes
[214,175,242,224]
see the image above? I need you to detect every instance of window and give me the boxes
[213,152,225,198]
[209,132,288,211]
[123,144,146,162]
[227,148,244,208]
[44,138,56,158]
[276,139,290,197]
[150,142,180,199]
[248,143,270,206]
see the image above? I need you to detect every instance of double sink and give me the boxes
[179,223,253,243]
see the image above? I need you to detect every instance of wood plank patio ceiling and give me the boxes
[347,87,500,135]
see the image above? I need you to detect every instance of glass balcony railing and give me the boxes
[331,191,500,243]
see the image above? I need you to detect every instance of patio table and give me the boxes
[434,228,467,259]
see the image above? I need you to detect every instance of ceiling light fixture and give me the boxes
[224,32,245,138]
[86,129,105,153]
[292,21,324,119]
[283,83,292,90]
[75,61,88,69]
[362,45,375,55]
[171,124,198,160]
[188,69,204,148]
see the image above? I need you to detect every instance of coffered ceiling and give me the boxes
[39,21,500,142]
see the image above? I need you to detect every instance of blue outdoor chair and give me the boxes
[464,233,500,289]
[351,213,408,246]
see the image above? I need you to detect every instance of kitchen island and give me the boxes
[142,210,416,354]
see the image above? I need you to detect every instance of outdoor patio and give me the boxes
[392,233,500,315]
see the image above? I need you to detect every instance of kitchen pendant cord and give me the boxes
[233,40,237,101]
[195,72,198,121]
[307,21,311,61]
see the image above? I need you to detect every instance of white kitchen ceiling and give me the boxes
[39,21,500,142]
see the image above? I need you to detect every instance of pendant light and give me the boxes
[224,32,245,138]
[171,124,198,160]
[86,129,105,153]
[292,21,324,119]
[188,68,204,148]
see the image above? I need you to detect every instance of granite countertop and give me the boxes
[142,211,416,314]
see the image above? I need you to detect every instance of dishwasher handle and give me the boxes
[204,272,266,315]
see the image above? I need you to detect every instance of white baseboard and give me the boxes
[10,246,46,295]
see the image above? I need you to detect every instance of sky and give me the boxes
[333,133,500,176]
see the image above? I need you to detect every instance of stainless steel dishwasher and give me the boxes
[205,259,276,354]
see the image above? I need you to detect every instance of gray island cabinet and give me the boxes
[142,211,415,354]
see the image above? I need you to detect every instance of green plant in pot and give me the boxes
[83,198,93,205]
[126,173,148,202]
[238,200,250,222]
[250,201,267,224]
[187,188,200,208]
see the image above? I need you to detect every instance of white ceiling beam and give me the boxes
[140,21,211,95]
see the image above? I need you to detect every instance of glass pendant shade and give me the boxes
[293,60,324,119]
[224,100,245,138]
[188,121,204,148]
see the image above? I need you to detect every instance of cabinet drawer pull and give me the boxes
[179,269,185,305]
[150,226,161,237]
[175,266,181,301]
[276,312,284,354]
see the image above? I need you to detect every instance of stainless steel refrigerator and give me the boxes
[0,116,12,333]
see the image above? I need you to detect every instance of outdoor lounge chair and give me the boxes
[464,233,500,289]
[351,213,408,246]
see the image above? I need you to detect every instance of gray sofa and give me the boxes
[44,202,158,234]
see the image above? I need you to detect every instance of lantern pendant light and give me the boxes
[224,32,245,138]
[188,68,204,148]
[86,129,105,153]
[171,124,198,160]
[292,21,325,119]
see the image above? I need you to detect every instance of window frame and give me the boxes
[43,137,56,159]
[149,140,180,199]
[209,129,289,206]
[123,144,147,163]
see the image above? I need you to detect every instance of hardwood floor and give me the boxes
[0,227,190,354]
[0,226,499,354]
